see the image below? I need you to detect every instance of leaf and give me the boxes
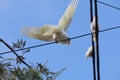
[20,39,23,47]
[4,62,12,66]
[24,49,30,53]
[51,68,66,80]
[22,40,26,48]
[16,56,25,64]
[12,43,20,48]
[17,39,20,46]
[5,58,15,61]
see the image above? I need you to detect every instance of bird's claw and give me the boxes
[67,37,71,41]
[54,40,59,44]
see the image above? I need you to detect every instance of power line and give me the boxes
[97,1,120,11]
[89,0,96,80]
[0,26,120,55]
[94,0,100,80]
[0,38,31,68]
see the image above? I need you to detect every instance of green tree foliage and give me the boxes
[0,39,65,80]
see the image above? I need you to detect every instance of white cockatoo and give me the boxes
[90,16,99,42]
[20,0,79,45]
[85,46,93,58]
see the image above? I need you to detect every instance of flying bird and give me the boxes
[90,16,99,42]
[20,0,79,45]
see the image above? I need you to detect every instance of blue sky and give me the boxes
[0,0,120,80]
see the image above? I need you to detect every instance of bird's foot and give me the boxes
[66,37,71,45]
[54,40,59,44]
[67,37,71,41]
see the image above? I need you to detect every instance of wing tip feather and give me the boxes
[70,0,79,8]
[20,27,31,36]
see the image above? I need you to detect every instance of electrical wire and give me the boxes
[90,0,96,80]
[97,1,120,11]
[0,38,31,68]
[94,0,100,80]
[0,1,119,56]
[0,26,120,55]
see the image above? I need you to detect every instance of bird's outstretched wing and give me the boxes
[20,25,54,41]
[58,0,79,31]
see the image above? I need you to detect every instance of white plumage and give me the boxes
[85,46,93,58]
[90,16,99,42]
[20,0,79,44]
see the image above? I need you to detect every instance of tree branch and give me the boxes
[0,38,31,68]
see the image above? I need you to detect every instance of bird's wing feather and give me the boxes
[58,0,79,31]
[20,25,54,41]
